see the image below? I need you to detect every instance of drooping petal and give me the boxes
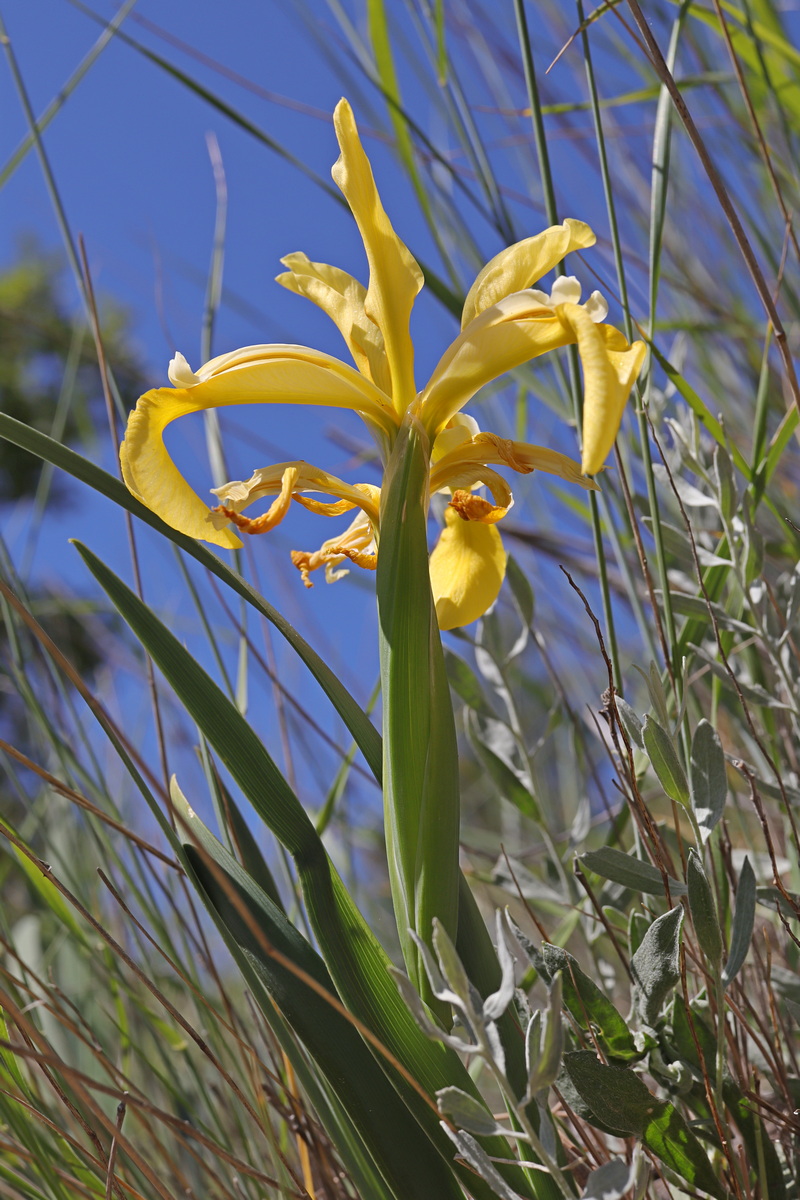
[555,304,646,474]
[291,495,380,587]
[429,505,507,631]
[419,293,575,435]
[120,346,397,547]
[209,460,379,528]
[332,98,423,410]
[430,431,599,493]
[460,219,595,330]
[431,461,514,513]
[276,253,392,395]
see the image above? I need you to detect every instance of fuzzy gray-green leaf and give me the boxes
[687,850,723,969]
[642,716,690,807]
[723,857,755,988]
[690,720,727,843]
[630,906,684,1026]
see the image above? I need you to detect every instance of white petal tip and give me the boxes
[585,290,609,323]
[168,352,201,389]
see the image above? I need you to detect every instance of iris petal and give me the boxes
[429,505,508,631]
[460,218,595,329]
[276,253,392,395]
[332,99,423,409]
[120,346,396,547]
[555,305,646,474]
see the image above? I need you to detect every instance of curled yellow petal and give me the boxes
[430,431,599,493]
[332,98,423,410]
[429,505,507,631]
[555,305,646,474]
[291,499,379,587]
[210,463,381,539]
[120,346,396,547]
[276,253,391,395]
[461,219,596,329]
[448,488,509,524]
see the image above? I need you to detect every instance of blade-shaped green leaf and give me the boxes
[172,786,464,1200]
[0,412,381,779]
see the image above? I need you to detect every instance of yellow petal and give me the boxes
[461,219,595,329]
[332,98,423,410]
[555,305,646,474]
[430,432,600,493]
[120,346,396,547]
[429,505,507,631]
[419,294,574,435]
[291,501,379,587]
[277,253,392,395]
[431,461,514,512]
[212,462,381,527]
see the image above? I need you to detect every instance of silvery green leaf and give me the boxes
[581,1157,637,1200]
[687,850,723,969]
[580,847,686,898]
[483,911,517,1021]
[436,1087,511,1139]
[484,1016,506,1077]
[616,698,644,749]
[431,919,471,1006]
[633,662,671,730]
[408,929,460,1008]
[524,1010,542,1080]
[690,720,727,844]
[443,648,497,718]
[527,973,563,1095]
[689,645,794,709]
[652,464,716,507]
[722,857,755,989]
[492,857,567,909]
[642,716,690,807]
[713,443,737,524]
[440,1125,525,1200]
[630,906,684,1026]
[506,555,534,627]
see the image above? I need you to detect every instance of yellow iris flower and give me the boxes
[121,99,645,630]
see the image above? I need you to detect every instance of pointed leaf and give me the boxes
[642,717,690,807]
[722,857,755,989]
[630,906,684,1026]
[690,721,727,844]
[579,847,686,897]
[563,1052,726,1199]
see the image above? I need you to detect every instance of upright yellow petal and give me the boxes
[332,98,423,410]
[276,253,392,395]
[429,505,507,631]
[120,346,397,547]
[419,293,574,435]
[555,305,646,474]
[461,219,595,329]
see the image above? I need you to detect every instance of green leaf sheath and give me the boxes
[377,418,461,1000]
